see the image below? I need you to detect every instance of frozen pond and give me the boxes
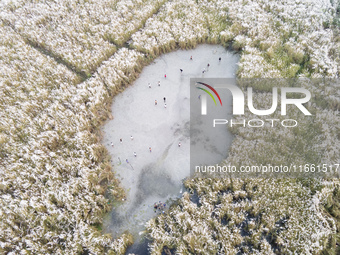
[102,44,239,249]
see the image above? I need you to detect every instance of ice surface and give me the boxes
[102,44,239,243]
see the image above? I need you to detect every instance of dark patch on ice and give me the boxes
[125,237,150,255]
[109,210,124,228]
[134,164,177,204]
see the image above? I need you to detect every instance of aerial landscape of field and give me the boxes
[0,0,339,254]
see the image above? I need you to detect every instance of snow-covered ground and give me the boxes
[102,44,239,242]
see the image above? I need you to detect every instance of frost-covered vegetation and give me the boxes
[130,0,340,253]
[0,23,143,254]
[132,0,340,78]
[147,178,336,254]
[0,0,165,76]
[131,0,209,55]
[1,0,340,254]
[221,79,340,177]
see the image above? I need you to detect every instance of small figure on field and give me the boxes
[219,57,221,62]
[163,97,166,103]
[155,100,157,105]
[126,159,129,163]
[111,142,114,147]
[134,152,137,157]
[164,74,166,79]
[120,138,122,143]
[207,63,210,68]
[178,142,181,147]
[158,81,160,86]
[190,56,192,60]
[149,147,152,152]
[180,69,183,73]
[148,83,151,88]
[130,135,134,140]
[164,103,167,108]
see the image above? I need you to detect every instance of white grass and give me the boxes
[0,0,339,253]
[0,0,165,75]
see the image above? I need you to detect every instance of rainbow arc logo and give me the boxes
[196,82,222,115]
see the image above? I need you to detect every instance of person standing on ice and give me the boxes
[134,152,137,157]
[190,56,192,60]
[219,57,221,62]
[164,74,166,79]
[120,138,122,143]
[163,97,166,103]
[148,83,151,88]
[111,142,114,147]
[180,69,183,73]
[158,81,160,86]
[178,142,181,147]
[130,135,134,140]
[155,100,157,105]
[164,103,167,108]
[149,147,152,152]
[126,159,129,163]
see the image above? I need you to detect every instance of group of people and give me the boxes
[120,141,181,166]
[150,55,222,106]
[154,201,166,213]
[154,97,167,108]
[110,136,138,167]
[112,135,181,167]
[112,54,221,166]
[149,79,168,108]
[148,81,161,88]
